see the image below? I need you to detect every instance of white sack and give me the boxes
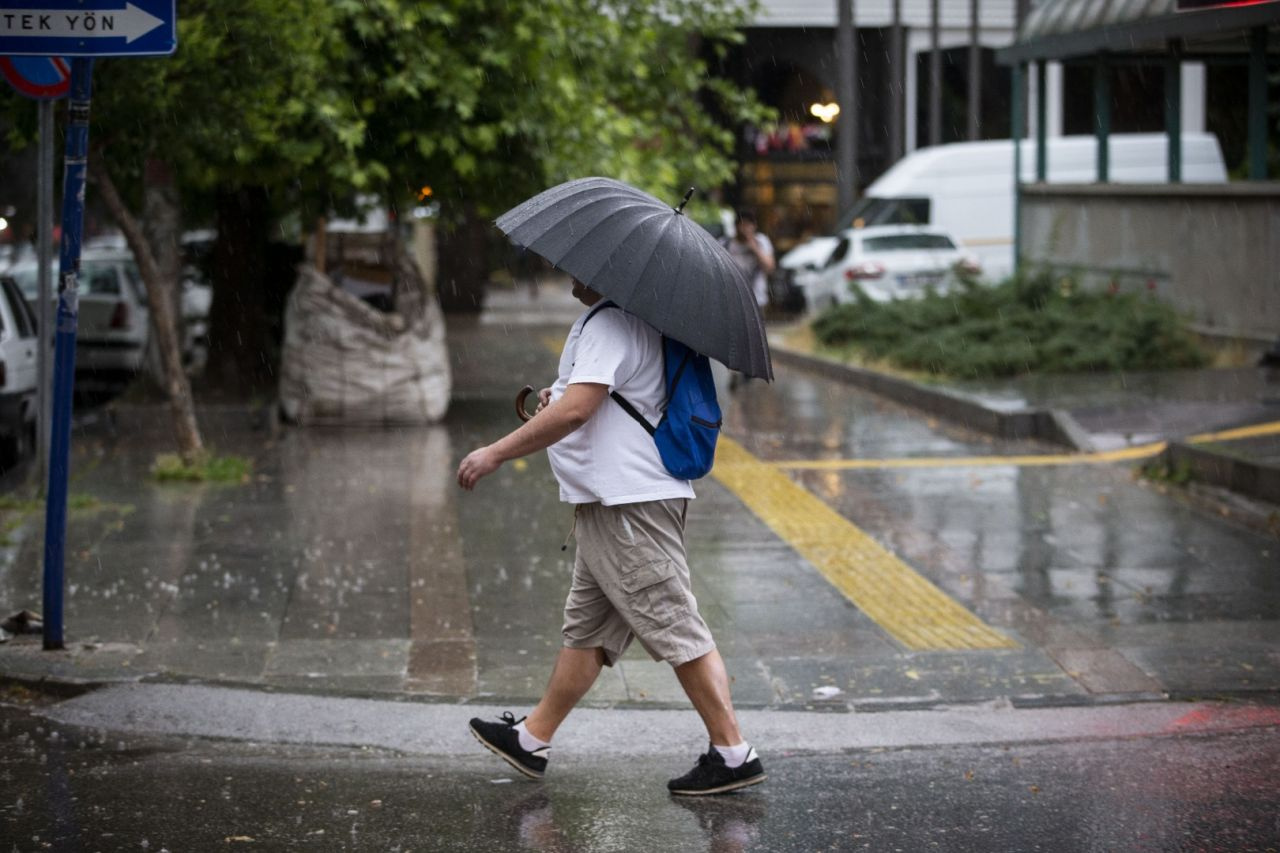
[279,264,451,425]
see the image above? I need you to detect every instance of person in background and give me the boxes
[721,210,775,311]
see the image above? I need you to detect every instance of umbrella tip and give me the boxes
[674,187,695,215]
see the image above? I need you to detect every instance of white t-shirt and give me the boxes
[547,304,696,506]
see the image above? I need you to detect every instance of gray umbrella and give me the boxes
[495,177,773,380]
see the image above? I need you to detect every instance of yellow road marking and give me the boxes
[1188,420,1280,444]
[774,419,1280,472]
[711,437,1016,651]
[776,443,1166,471]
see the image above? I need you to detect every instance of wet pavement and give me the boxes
[3,692,1279,851]
[0,284,1277,710]
[940,365,1280,451]
[2,283,1280,849]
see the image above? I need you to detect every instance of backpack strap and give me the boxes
[608,390,656,436]
[581,300,617,328]
[578,300,659,436]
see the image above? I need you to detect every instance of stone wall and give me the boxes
[1019,182,1280,343]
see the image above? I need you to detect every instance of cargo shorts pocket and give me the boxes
[618,559,687,631]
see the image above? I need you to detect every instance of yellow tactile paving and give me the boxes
[711,437,1017,651]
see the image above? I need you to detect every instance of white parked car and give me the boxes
[7,249,151,393]
[6,248,213,392]
[0,275,39,469]
[804,225,980,310]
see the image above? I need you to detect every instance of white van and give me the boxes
[781,133,1228,283]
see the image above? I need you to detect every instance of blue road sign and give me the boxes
[0,0,176,57]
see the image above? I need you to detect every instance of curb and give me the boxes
[769,345,1092,450]
[31,682,1280,757]
[1160,441,1280,510]
[770,343,1280,516]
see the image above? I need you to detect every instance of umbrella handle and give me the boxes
[515,385,537,422]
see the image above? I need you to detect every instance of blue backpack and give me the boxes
[583,302,722,480]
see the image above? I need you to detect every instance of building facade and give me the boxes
[725,1,1215,252]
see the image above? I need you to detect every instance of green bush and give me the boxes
[811,271,1209,380]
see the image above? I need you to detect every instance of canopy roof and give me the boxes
[999,0,1280,62]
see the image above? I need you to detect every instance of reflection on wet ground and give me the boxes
[0,286,1276,709]
[2,698,1277,852]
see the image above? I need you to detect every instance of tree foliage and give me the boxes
[0,0,769,399]
[1,0,766,221]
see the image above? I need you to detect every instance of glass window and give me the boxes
[8,262,124,298]
[869,198,931,226]
[83,263,122,296]
[1,279,34,338]
[825,237,851,267]
[123,263,148,307]
[10,268,37,300]
[836,196,932,230]
[862,233,956,251]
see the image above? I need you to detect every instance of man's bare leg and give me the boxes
[523,646,605,742]
[674,648,743,746]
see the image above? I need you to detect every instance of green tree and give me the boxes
[2,1,362,460]
[1,0,767,455]
[324,0,769,310]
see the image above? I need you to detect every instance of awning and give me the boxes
[999,0,1280,62]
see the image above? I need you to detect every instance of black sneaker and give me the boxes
[668,744,766,796]
[469,712,548,780]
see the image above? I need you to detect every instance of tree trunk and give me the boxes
[93,158,204,462]
[435,206,490,313]
[206,187,272,392]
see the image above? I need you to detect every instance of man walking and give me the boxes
[457,277,765,796]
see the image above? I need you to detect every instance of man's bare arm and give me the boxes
[456,383,609,490]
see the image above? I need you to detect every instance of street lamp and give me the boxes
[810,102,840,123]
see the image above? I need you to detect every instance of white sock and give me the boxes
[713,741,754,768]
[515,721,551,753]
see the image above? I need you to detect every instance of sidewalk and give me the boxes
[770,328,1280,510]
[0,284,1276,711]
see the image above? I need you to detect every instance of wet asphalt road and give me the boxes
[3,696,1279,852]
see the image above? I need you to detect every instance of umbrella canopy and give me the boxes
[495,177,773,380]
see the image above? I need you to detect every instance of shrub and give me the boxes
[811,271,1208,380]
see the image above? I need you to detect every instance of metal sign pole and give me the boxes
[37,99,54,490]
[42,57,93,651]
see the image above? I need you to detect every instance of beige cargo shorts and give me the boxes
[562,498,715,668]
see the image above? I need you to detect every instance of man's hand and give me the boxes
[455,382,608,492]
[457,446,504,490]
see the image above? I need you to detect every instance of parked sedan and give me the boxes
[0,275,39,470]
[7,248,213,394]
[802,225,981,311]
[7,249,151,394]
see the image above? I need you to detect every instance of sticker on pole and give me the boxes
[0,1,176,57]
[0,55,70,100]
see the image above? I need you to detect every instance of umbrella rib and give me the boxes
[602,211,686,320]
[562,207,671,283]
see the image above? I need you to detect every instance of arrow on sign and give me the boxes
[0,4,164,45]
